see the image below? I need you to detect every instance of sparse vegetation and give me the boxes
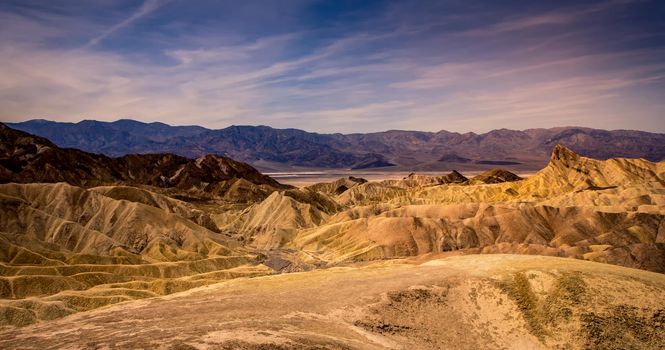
[581,306,665,350]
[499,272,548,338]
[498,271,590,342]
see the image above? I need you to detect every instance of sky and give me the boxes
[0,0,664,133]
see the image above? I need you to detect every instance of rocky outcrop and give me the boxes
[470,169,522,184]
[382,171,468,189]
[306,176,367,195]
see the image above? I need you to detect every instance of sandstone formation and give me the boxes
[237,145,665,271]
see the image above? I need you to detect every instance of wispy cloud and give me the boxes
[0,0,663,133]
[87,0,168,46]
[458,0,642,38]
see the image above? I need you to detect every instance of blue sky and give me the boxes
[1,0,664,132]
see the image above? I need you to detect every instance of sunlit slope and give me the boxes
[0,182,241,262]
[0,182,273,328]
[408,145,664,205]
[1,255,662,349]
[233,145,665,271]
[90,185,219,231]
[290,203,664,270]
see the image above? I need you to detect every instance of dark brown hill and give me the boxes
[470,169,523,184]
[0,123,288,201]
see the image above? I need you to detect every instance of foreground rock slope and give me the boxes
[1,255,663,349]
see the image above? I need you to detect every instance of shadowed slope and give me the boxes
[470,169,522,184]
[381,170,468,188]
[0,123,289,202]
[306,176,368,195]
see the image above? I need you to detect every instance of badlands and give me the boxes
[0,123,664,349]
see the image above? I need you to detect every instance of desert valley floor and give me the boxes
[0,123,664,349]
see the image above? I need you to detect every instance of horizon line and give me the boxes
[3,117,664,136]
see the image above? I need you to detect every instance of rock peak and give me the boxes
[446,170,468,183]
[550,144,580,165]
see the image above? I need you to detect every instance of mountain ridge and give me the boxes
[7,119,665,170]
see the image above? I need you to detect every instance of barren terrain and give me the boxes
[1,123,664,348]
[1,255,664,349]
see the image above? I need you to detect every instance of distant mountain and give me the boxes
[7,119,665,170]
[5,119,207,156]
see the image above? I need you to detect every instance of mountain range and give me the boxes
[7,119,665,171]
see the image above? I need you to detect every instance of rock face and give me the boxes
[470,169,522,184]
[0,123,288,201]
[383,170,469,188]
[8,119,665,170]
[305,176,368,195]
